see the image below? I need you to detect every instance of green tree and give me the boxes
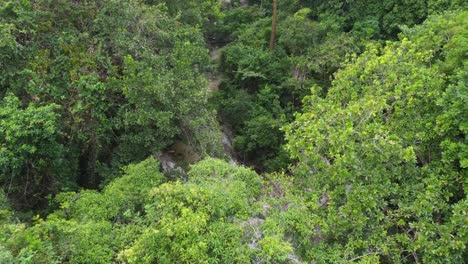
[0,0,224,201]
[284,11,467,262]
[0,95,65,208]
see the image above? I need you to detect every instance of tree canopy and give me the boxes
[0,0,466,263]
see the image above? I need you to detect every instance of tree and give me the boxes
[0,95,66,209]
[0,158,266,263]
[284,11,467,262]
[0,0,224,201]
[269,0,278,50]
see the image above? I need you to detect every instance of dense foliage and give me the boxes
[215,0,466,171]
[284,11,467,262]
[0,0,223,207]
[0,0,466,263]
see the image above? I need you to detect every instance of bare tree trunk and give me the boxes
[269,0,277,50]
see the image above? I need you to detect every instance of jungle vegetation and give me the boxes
[0,0,466,263]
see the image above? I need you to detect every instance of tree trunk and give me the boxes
[269,0,277,50]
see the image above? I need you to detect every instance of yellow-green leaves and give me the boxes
[285,10,467,263]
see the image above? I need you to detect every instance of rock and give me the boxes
[240,217,265,250]
[156,152,184,175]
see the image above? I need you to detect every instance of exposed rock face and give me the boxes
[240,217,264,250]
[156,141,200,176]
[156,151,184,175]
[221,125,238,165]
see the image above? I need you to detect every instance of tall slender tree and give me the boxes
[269,0,278,50]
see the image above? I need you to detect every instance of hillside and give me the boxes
[0,0,467,263]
